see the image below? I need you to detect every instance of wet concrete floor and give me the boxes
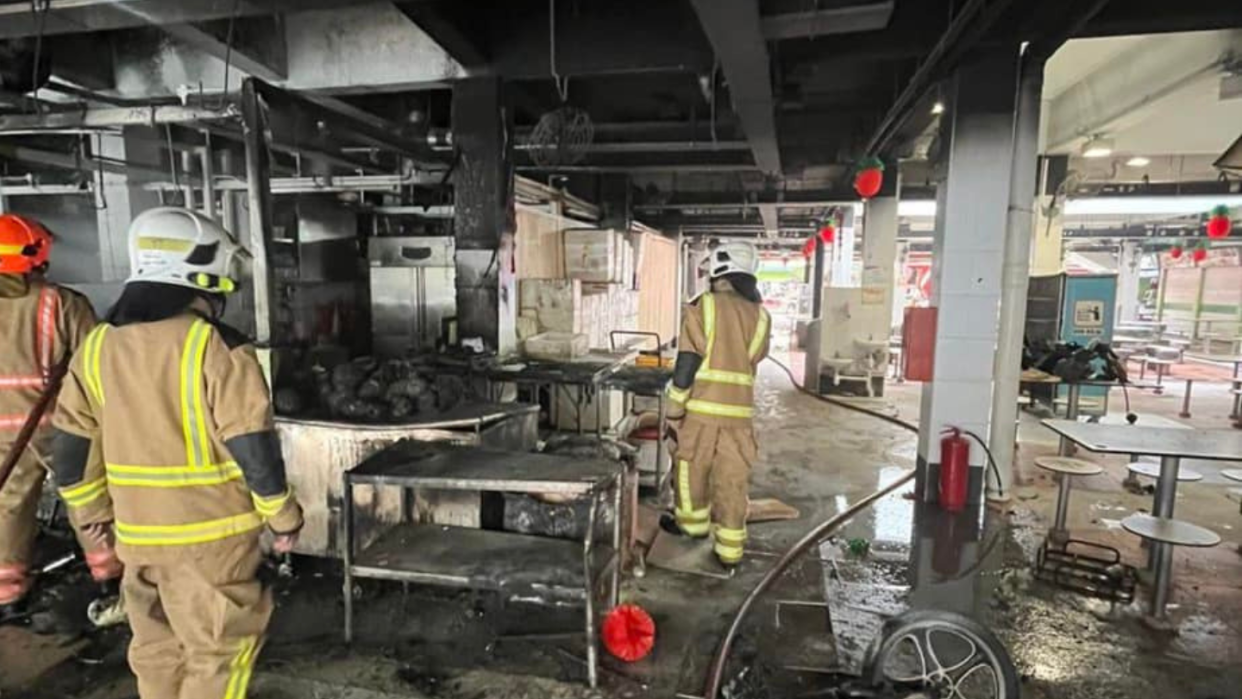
[6,362,1242,698]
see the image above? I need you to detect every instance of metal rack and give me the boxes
[341,440,623,688]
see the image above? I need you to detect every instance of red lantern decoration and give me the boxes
[818,224,836,244]
[601,604,656,662]
[1191,246,1208,264]
[801,237,817,259]
[1206,205,1232,239]
[1169,245,1183,260]
[853,157,885,199]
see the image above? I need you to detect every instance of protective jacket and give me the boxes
[0,274,98,601]
[666,289,770,564]
[52,312,302,566]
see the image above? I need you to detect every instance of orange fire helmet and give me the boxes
[0,214,54,274]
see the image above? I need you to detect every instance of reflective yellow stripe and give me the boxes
[714,525,747,562]
[749,309,769,359]
[115,512,263,546]
[667,385,690,404]
[677,459,694,512]
[84,325,109,406]
[252,488,292,518]
[701,293,716,363]
[59,478,107,507]
[136,237,194,252]
[0,244,25,255]
[225,635,260,699]
[714,526,748,544]
[180,320,213,469]
[686,399,754,419]
[696,368,755,386]
[105,462,242,488]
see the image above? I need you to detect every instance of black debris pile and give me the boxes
[276,356,471,422]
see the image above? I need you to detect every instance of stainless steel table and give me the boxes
[1041,420,1242,617]
[342,441,623,687]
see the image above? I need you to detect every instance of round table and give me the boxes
[1221,469,1242,483]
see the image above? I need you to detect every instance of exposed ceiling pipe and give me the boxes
[760,1,895,41]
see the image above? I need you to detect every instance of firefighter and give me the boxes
[0,213,120,617]
[51,207,303,699]
[665,241,770,567]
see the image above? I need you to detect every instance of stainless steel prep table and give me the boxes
[342,440,623,688]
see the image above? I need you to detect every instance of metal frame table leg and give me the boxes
[342,471,355,644]
[1147,455,1180,576]
[1059,384,1081,456]
[583,490,600,689]
[1051,473,1073,544]
[1151,533,1174,619]
[611,474,623,607]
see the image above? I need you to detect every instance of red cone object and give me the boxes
[601,604,656,662]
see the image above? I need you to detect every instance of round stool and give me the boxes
[1121,513,1220,621]
[1127,461,1203,482]
[1035,456,1103,542]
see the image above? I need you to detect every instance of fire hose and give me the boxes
[0,354,70,492]
[702,356,921,699]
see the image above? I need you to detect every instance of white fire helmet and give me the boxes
[699,240,759,280]
[126,207,248,294]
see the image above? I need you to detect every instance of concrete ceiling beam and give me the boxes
[761,1,895,41]
[689,0,782,176]
[1043,30,1242,154]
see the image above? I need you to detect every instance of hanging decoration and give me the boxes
[818,223,836,244]
[801,237,817,259]
[853,157,885,199]
[1191,243,1208,265]
[781,252,790,266]
[1205,205,1232,239]
[1168,245,1183,260]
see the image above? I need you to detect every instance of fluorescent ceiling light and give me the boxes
[1125,156,1150,167]
[1081,136,1114,159]
[898,200,936,217]
[1064,195,1242,216]
[931,101,945,115]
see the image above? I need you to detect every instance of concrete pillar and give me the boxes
[1116,241,1143,322]
[986,62,1042,500]
[452,77,517,355]
[861,191,899,341]
[916,50,1019,505]
[1030,157,1068,276]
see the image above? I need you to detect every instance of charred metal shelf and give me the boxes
[350,524,616,602]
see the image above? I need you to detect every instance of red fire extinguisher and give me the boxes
[939,427,970,512]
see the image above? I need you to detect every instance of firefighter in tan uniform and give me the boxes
[665,241,770,566]
[0,213,121,614]
[51,207,303,699]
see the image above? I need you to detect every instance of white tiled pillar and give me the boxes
[916,52,1020,504]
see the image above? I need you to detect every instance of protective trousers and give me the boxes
[673,418,757,564]
[0,445,44,603]
[122,539,271,699]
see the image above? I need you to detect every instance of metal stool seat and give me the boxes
[1035,456,1103,477]
[1032,456,1134,602]
[1127,460,1202,481]
[1121,513,1219,620]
